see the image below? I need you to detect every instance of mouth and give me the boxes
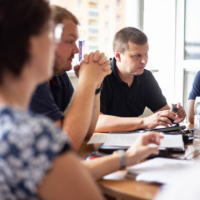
[138,66,145,69]
[68,56,74,61]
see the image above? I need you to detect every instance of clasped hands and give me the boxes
[74,51,111,88]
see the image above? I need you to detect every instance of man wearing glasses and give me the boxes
[29,5,111,150]
[95,27,186,133]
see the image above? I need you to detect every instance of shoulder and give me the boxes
[1,107,69,148]
[139,69,156,84]
[194,71,200,82]
[33,82,50,95]
[196,71,200,77]
[142,69,154,78]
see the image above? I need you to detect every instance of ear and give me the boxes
[114,50,121,62]
[28,36,38,62]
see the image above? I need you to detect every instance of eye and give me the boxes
[131,54,141,58]
[64,40,74,44]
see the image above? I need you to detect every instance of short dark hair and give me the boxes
[0,0,51,84]
[113,27,148,53]
[51,5,80,25]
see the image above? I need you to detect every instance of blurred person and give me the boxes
[96,27,186,133]
[29,5,111,151]
[187,71,200,124]
[0,0,163,199]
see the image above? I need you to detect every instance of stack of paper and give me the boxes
[87,133,184,149]
[127,158,196,184]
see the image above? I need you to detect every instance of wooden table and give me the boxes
[79,124,200,200]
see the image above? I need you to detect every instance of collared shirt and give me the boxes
[29,73,74,121]
[100,57,167,117]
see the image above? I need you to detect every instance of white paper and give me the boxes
[152,124,177,130]
[127,158,196,184]
[154,167,200,200]
[87,133,184,149]
[88,133,142,145]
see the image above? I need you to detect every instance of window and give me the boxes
[89,2,98,9]
[89,28,98,34]
[77,1,82,10]
[117,0,121,8]
[89,10,98,17]
[116,15,121,24]
[89,19,98,26]
[184,0,200,60]
[89,37,98,42]
[89,45,98,51]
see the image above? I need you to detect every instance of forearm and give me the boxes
[187,100,195,124]
[155,104,170,112]
[188,113,194,124]
[62,79,96,151]
[95,114,144,132]
[87,94,100,138]
[81,153,121,180]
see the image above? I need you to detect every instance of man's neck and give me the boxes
[116,62,134,87]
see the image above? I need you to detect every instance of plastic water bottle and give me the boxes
[193,115,200,151]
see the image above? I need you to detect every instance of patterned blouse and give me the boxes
[0,106,71,200]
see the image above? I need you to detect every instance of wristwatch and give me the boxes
[95,83,103,95]
[116,150,126,170]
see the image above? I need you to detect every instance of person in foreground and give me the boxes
[29,5,111,151]
[96,27,186,132]
[0,0,163,199]
[187,71,200,124]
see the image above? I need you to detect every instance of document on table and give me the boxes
[87,133,184,149]
[127,157,196,185]
[150,124,177,129]
[87,133,141,146]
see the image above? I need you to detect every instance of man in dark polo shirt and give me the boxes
[29,6,111,150]
[95,27,186,132]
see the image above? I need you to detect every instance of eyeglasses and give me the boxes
[54,23,64,44]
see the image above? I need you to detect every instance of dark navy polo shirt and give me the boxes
[29,73,74,121]
[100,58,167,117]
[188,71,200,100]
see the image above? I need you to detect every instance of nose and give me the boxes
[73,43,79,54]
[141,54,148,64]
